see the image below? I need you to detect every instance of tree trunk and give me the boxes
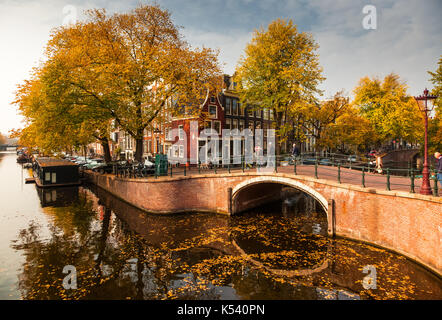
[134,137,144,163]
[100,138,112,163]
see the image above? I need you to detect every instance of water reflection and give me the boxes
[8,183,441,300]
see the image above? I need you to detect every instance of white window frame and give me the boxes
[179,125,184,140]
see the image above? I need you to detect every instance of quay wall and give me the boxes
[84,170,442,275]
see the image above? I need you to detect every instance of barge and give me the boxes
[33,158,81,188]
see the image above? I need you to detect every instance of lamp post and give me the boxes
[414,88,437,195]
[153,128,162,154]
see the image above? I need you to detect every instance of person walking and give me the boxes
[292,143,300,157]
[435,152,442,189]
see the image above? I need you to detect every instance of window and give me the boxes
[255,110,261,118]
[179,125,184,140]
[210,96,216,103]
[148,140,152,153]
[225,98,231,115]
[213,121,221,135]
[269,109,274,120]
[263,109,269,120]
[179,145,184,158]
[225,119,231,130]
[247,107,254,118]
[232,119,238,130]
[232,100,238,115]
[238,102,243,115]
[209,105,217,118]
[45,172,51,182]
[239,120,245,132]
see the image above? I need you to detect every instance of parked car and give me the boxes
[302,158,317,165]
[319,158,332,166]
[347,155,357,163]
[83,159,104,170]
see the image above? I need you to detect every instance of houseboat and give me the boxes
[33,158,80,188]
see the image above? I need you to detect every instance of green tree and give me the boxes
[235,18,325,155]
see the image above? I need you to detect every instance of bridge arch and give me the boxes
[231,176,329,217]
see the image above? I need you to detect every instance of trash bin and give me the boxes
[155,154,168,176]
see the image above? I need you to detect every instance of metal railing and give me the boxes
[84,153,440,197]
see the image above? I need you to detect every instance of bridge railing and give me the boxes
[94,153,439,197]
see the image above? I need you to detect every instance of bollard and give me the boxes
[184,164,186,176]
[315,159,318,179]
[386,168,391,191]
[294,158,297,175]
[338,164,341,184]
[410,169,415,193]
[362,166,365,188]
[170,165,173,177]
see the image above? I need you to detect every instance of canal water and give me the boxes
[0,152,441,300]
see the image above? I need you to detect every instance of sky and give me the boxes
[0,0,441,135]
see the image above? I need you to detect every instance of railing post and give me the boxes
[410,169,415,193]
[214,163,217,174]
[293,158,297,175]
[386,168,391,191]
[433,169,438,197]
[184,163,186,176]
[315,158,318,179]
[274,155,277,173]
[362,166,365,188]
[170,165,173,177]
[198,161,201,174]
[338,164,341,184]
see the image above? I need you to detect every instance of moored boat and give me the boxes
[33,158,81,188]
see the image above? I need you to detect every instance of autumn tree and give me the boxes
[14,4,221,161]
[46,5,220,162]
[298,91,352,152]
[321,105,378,153]
[352,73,423,145]
[14,74,97,156]
[235,19,324,155]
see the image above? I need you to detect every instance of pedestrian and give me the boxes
[292,143,300,157]
[375,155,383,174]
[435,152,442,188]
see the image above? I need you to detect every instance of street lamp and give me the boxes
[414,88,437,195]
[153,128,162,154]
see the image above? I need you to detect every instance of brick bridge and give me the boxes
[85,165,442,275]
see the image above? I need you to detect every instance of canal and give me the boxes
[0,152,441,300]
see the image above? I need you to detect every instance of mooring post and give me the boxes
[228,187,233,215]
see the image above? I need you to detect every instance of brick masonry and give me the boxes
[85,171,442,275]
